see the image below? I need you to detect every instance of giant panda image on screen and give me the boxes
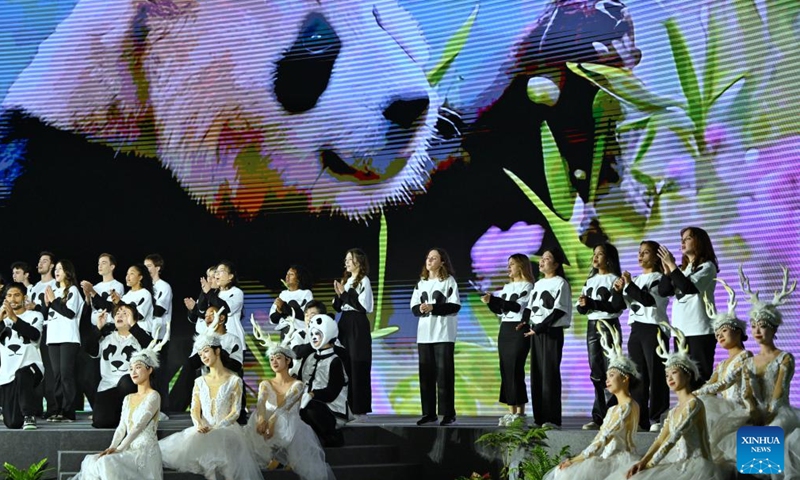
[1,0,441,220]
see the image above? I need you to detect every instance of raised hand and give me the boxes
[480,293,491,304]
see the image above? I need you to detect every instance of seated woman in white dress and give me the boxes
[739,265,800,479]
[72,334,167,480]
[247,319,334,480]
[619,325,729,480]
[158,328,261,480]
[545,319,640,480]
[692,280,755,463]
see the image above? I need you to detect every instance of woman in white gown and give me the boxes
[247,320,334,480]
[618,325,729,480]
[158,328,261,480]
[544,319,639,480]
[739,265,800,479]
[693,280,755,463]
[72,335,166,480]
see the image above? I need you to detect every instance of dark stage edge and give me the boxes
[0,414,754,480]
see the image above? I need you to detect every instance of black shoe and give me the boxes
[440,416,456,426]
[416,415,438,426]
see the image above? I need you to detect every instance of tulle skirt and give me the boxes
[159,424,262,479]
[72,446,162,480]
[606,455,731,480]
[543,451,637,480]
[699,395,752,463]
[245,411,335,480]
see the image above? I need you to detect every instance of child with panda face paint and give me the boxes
[610,240,670,432]
[522,248,572,429]
[86,302,152,429]
[411,248,460,427]
[0,282,44,430]
[295,314,351,448]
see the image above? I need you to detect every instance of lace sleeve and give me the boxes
[769,353,795,413]
[256,381,271,422]
[190,380,203,427]
[108,396,129,449]
[647,398,703,467]
[275,382,304,415]
[217,376,243,428]
[580,403,630,458]
[694,354,748,396]
[116,393,160,451]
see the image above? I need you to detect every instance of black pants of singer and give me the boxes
[36,328,59,417]
[75,348,99,411]
[1,365,43,429]
[418,342,456,417]
[530,327,564,426]
[498,322,529,406]
[301,400,342,447]
[338,311,372,414]
[49,342,80,420]
[92,376,137,428]
[678,334,716,389]
[628,322,670,429]
[587,319,620,425]
[152,341,170,413]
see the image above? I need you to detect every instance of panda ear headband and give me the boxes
[251,314,295,359]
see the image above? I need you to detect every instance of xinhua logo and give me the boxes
[737,426,784,475]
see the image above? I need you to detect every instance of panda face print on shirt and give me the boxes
[419,287,454,316]
[530,289,560,320]
[675,265,705,303]
[500,288,529,319]
[102,343,138,373]
[1,316,41,353]
[4,0,443,221]
[583,286,612,303]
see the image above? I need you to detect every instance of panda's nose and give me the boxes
[9,345,21,354]
[383,96,429,129]
[112,360,124,369]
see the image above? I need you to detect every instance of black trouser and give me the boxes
[1,365,43,429]
[679,334,716,389]
[530,327,564,426]
[92,376,137,428]
[629,322,670,428]
[418,342,456,418]
[153,341,170,413]
[498,322,529,406]
[338,311,372,414]
[75,349,99,411]
[587,319,620,425]
[300,400,340,447]
[37,328,59,417]
[48,342,80,419]
[168,354,203,413]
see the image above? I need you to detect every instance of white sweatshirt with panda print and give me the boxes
[121,288,154,335]
[0,311,44,386]
[335,276,374,314]
[96,330,145,392]
[269,288,313,332]
[410,276,461,343]
[152,278,173,340]
[489,281,534,323]
[90,279,125,327]
[526,276,572,331]
[576,273,622,320]
[46,285,84,345]
[616,272,668,325]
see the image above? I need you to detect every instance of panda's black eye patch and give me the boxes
[275,12,341,114]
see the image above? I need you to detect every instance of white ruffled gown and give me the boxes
[694,349,755,463]
[609,397,729,480]
[543,402,638,480]
[159,375,262,479]
[246,380,335,480]
[72,391,162,480]
[746,351,800,480]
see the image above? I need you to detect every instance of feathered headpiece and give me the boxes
[251,314,295,359]
[738,265,797,329]
[193,306,225,353]
[704,279,747,334]
[657,323,701,381]
[130,323,170,369]
[597,319,640,379]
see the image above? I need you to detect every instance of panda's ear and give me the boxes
[372,0,429,65]
[2,0,185,152]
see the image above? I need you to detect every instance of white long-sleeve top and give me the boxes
[410,276,461,343]
[46,285,83,344]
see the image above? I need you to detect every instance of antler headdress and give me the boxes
[597,319,640,379]
[193,306,225,353]
[738,265,797,329]
[130,323,171,369]
[704,279,747,334]
[656,323,700,381]
[251,314,296,359]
